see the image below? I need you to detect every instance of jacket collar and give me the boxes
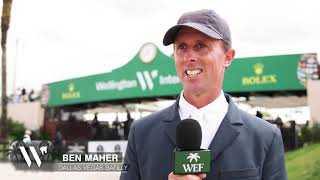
[161,94,244,161]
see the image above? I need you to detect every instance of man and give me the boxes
[120,9,287,180]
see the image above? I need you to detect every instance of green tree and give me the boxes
[1,0,13,139]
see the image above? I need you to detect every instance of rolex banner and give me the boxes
[174,150,211,174]
[223,54,317,93]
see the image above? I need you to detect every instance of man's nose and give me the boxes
[183,49,197,62]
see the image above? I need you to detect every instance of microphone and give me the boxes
[174,118,211,174]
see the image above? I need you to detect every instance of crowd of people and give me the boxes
[11,88,38,103]
[90,112,134,141]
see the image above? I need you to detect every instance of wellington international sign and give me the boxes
[41,43,319,107]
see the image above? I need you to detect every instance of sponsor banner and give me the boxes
[44,45,181,107]
[223,53,316,92]
[43,45,317,107]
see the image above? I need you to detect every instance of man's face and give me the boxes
[173,27,234,97]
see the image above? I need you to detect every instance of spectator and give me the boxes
[123,111,134,140]
[111,114,122,140]
[28,89,35,102]
[15,88,21,103]
[21,88,27,102]
[91,113,103,140]
[54,128,65,147]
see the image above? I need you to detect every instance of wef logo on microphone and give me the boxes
[174,150,211,174]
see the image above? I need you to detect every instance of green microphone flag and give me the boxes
[174,150,211,174]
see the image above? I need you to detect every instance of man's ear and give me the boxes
[223,49,235,68]
[173,44,176,59]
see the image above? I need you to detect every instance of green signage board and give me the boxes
[223,54,306,92]
[43,43,317,107]
[43,43,182,107]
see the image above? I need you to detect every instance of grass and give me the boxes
[285,143,320,180]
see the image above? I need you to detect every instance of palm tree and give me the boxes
[1,0,13,139]
[187,153,200,163]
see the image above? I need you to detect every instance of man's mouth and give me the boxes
[185,69,203,77]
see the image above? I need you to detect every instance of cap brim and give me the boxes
[163,23,223,46]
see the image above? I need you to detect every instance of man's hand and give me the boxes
[168,172,207,180]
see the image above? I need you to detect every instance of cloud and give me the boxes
[4,0,320,93]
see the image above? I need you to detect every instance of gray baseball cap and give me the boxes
[163,9,232,48]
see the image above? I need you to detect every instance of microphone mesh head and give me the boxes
[176,118,202,150]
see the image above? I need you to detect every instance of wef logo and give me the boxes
[183,153,204,173]
[175,151,210,174]
[187,153,200,163]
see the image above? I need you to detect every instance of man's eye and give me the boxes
[195,43,206,49]
[177,44,187,49]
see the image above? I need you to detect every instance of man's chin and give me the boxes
[183,86,204,96]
